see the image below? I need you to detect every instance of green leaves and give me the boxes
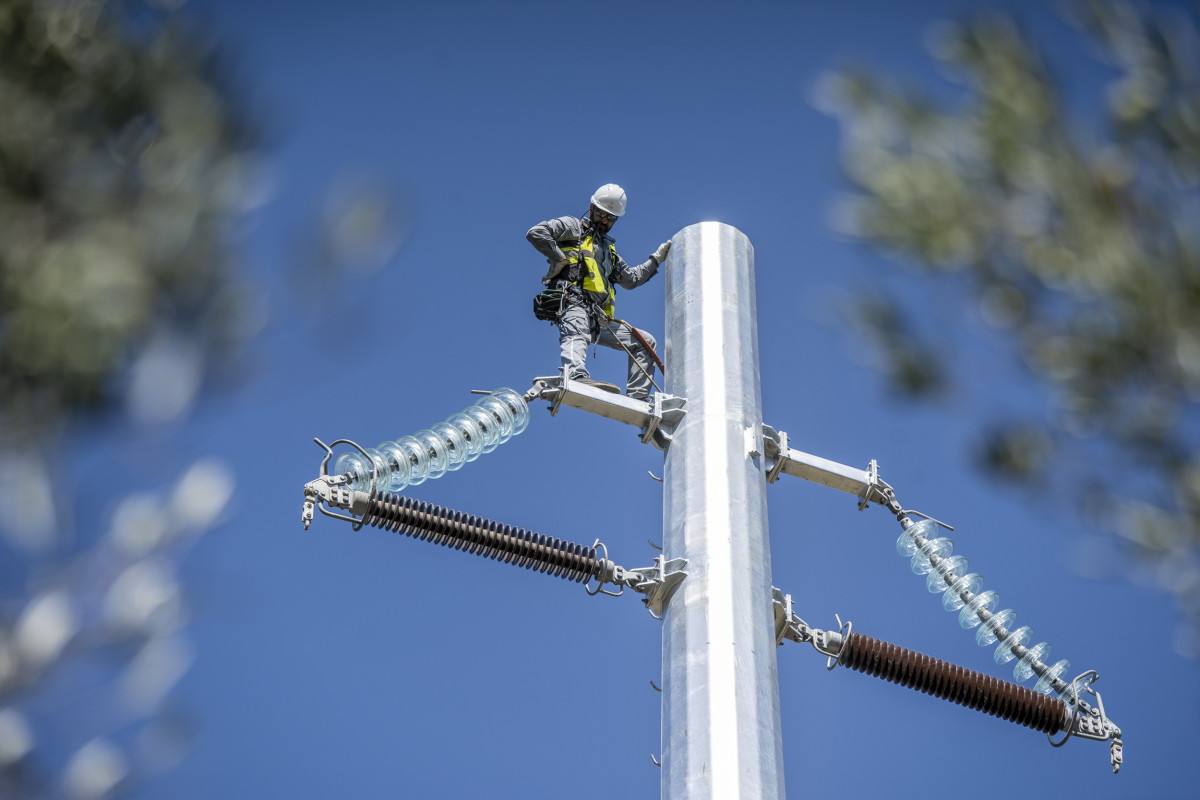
[0,0,257,441]
[823,1,1200,655]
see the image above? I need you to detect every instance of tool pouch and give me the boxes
[532,285,566,323]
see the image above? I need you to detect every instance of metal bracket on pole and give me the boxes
[592,551,689,619]
[641,392,687,449]
[765,429,788,484]
[771,587,844,660]
[640,556,688,619]
[772,587,801,646]
[525,374,686,451]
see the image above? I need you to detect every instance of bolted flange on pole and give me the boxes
[660,222,785,799]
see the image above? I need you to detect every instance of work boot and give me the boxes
[575,377,620,394]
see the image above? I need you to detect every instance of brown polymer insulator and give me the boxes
[359,492,600,583]
[838,630,1071,735]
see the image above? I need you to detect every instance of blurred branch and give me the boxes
[0,1,258,796]
[0,0,260,444]
[819,0,1200,656]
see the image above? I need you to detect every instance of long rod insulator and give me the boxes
[359,493,600,583]
[839,630,1070,735]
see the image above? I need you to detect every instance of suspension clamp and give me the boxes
[1050,670,1123,773]
[301,438,373,530]
[302,474,371,530]
[589,545,688,619]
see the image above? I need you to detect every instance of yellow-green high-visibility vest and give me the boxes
[561,234,617,317]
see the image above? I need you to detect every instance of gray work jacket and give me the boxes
[526,215,659,301]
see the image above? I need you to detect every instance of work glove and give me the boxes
[650,240,672,268]
[541,257,570,286]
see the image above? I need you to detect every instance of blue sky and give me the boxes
[98,0,1200,797]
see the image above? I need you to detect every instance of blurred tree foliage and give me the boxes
[0,0,255,444]
[0,1,254,797]
[821,1,1200,655]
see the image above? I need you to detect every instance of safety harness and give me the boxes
[560,232,618,317]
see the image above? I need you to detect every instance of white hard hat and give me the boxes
[590,183,627,217]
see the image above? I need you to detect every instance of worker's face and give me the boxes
[590,205,617,233]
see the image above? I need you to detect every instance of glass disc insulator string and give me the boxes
[896,518,1078,700]
[334,388,529,493]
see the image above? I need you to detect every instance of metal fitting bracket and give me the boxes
[591,550,688,619]
[640,392,688,450]
[771,588,845,663]
[772,587,804,645]
[301,438,373,530]
[639,556,688,618]
[765,429,788,484]
[1048,670,1124,773]
[857,459,905,518]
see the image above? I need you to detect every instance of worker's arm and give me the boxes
[611,254,655,289]
[613,241,671,290]
[526,216,582,264]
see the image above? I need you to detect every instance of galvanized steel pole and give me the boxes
[660,222,785,799]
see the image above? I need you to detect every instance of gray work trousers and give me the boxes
[558,304,657,400]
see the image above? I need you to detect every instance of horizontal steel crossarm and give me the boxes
[524,375,686,448]
[761,424,880,498]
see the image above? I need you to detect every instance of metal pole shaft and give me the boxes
[660,223,784,799]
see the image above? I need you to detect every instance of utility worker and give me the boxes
[527,183,671,400]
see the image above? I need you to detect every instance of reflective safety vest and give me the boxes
[561,234,617,317]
